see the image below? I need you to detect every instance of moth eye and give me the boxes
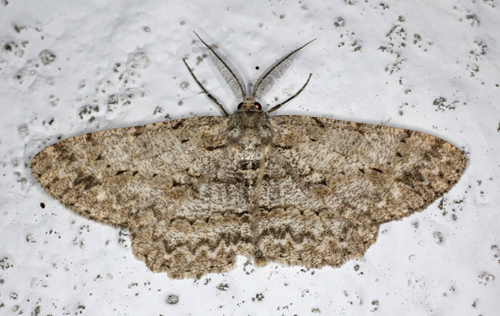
[237,102,244,109]
[255,102,262,110]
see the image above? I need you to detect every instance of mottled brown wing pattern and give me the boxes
[255,151,379,268]
[31,116,252,278]
[132,155,254,278]
[254,115,466,269]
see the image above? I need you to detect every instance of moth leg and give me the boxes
[267,74,312,114]
[182,58,229,116]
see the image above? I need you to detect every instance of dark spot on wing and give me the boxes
[172,180,181,188]
[274,144,292,150]
[312,117,325,128]
[73,174,100,190]
[355,123,366,134]
[172,121,183,130]
[133,126,145,136]
[205,144,224,151]
[401,169,425,183]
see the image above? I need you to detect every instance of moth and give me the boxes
[31,33,467,279]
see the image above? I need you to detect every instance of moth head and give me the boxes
[237,102,262,110]
[237,98,262,111]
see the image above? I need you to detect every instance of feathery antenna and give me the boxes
[252,39,316,99]
[193,31,247,100]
